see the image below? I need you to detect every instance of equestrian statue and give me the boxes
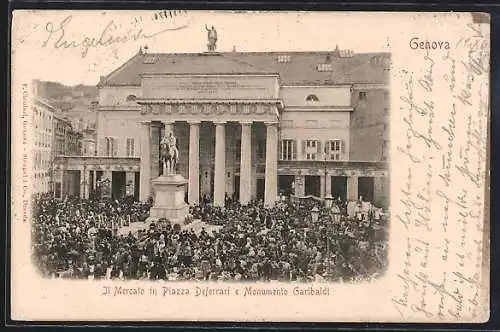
[160,131,179,176]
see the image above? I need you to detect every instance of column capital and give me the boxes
[240,121,253,126]
[162,120,175,125]
[213,121,227,125]
[264,121,279,127]
[188,120,201,125]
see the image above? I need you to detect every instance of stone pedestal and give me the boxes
[149,174,189,225]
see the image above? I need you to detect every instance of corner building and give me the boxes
[78,49,390,208]
[32,98,56,194]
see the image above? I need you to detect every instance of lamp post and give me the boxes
[324,144,328,199]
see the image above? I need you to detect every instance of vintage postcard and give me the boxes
[10,10,490,322]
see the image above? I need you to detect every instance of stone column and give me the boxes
[84,170,90,199]
[320,174,326,198]
[347,175,359,201]
[213,121,226,207]
[239,121,252,205]
[79,168,85,199]
[139,122,151,201]
[151,123,161,178]
[294,175,305,197]
[59,170,65,199]
[188,121,200,205]
[92,170,97,193]
[264,122,278,207]
[325,173,332,196]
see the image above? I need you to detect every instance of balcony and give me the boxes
[54,156,140,172]
[278,159,388,177]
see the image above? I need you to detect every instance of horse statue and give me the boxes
[160,132,179,175]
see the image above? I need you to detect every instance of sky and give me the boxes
[12,11,397,86]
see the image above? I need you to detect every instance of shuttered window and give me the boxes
[303,140,321,160]
[126,138,135,157]
[279,140,297,160]
[325,140,346,161]
[105,137,115,157]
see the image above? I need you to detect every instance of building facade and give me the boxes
[53,114,72,156]
[32,98,55,194]
[55,48,390,208]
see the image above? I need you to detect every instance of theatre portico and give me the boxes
[54,47,390,209]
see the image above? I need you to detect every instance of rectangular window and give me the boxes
[279,140,297,161]
[327,140,345,161]
[384,91,389,101]
[359,91,367,101]
[277,55,291,63]
[105,137,115,157]
[317,63,333,72]
[126,138,135,157]
[305,140,319,160]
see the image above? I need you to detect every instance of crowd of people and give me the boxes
[32,192,388,283]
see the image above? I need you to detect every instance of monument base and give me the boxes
[149,174,189,225]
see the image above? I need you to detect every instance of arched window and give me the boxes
[126,94,137,102]
[306,94,319,102]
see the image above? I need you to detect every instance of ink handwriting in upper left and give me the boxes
[41,15,188,58]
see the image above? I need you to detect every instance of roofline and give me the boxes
[136,98,283,104]
[34,98,58,112]
[99,81,388,88]
[141,51,391,56]
[96,51,142,88]
[140,72,280,78]
[281,84,353,88]
[284,105,354,112]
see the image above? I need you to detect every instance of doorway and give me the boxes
[304,175,320,197]
[358,176,374,202]
[112,171,127,200]
[256,178,265,202]
[234,175,240,201]
[278,175,294,196]
[331,176,347,201]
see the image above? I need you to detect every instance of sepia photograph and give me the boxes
[31,25,390,284]
[11,10,489,322]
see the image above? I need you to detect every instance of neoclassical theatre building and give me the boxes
[54,47,390,208]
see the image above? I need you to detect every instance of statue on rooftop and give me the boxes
[205,25,218,52]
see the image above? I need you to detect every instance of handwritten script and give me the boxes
[392,21,489,322]
[41,15,188,58]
